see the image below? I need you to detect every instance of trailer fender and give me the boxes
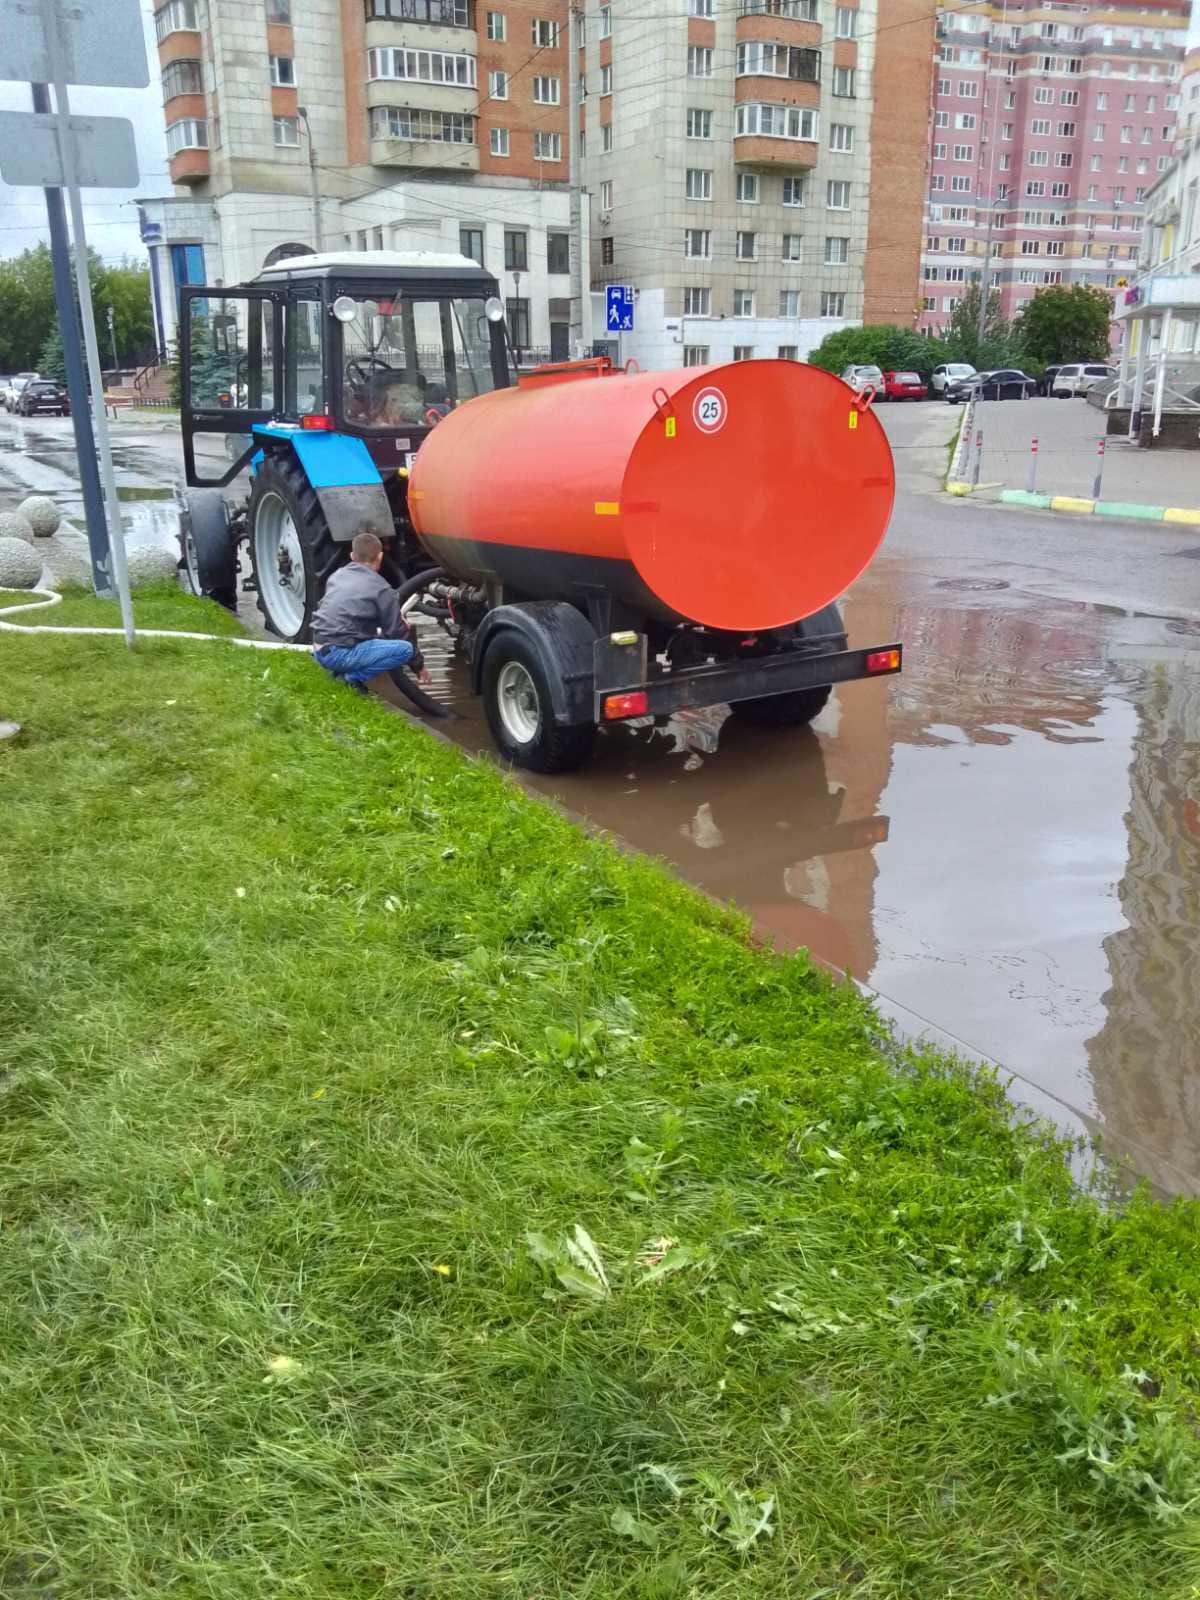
[472,602,597,726]
[251,423,391,543]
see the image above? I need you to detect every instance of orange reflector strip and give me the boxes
[866,649,901,673]
[603,690,649,720]
[301,413,335,430]
[594,501,620,516]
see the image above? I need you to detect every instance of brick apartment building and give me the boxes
[141,0,588,359]
[919,0,1192,338]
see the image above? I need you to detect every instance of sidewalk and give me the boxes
[961,395,1199,510]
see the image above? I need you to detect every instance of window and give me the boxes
[490,126,509,155]
[824,236,849,265]
[601,122,613,153]
[1025,180,1045,196]
[1045,240,1064,256]
[599,4,611,37]
[486,10,505,40]
[733,289,755,317]
[1136,157,1148,174]
[367,0,469,19]
[531,18,558,46]
[1061,90,1079,107]
[826,180,850,209]
[459,226,484,266]
[1031,119,1050,135]
[922,296,936,312]
[1096,94,1108,111]
[600,236,614,265]
[1033,88,1053,106]
[933,143,946,160]
[737,173,760,203]
[1056,121,1076,137]
[686,108,712,139]
[779,290,801,316]
[930,176,945,191]
[835,6,857,38]
[937,76,951,96]
[689,0,714,13]
[1087,183,1099,200]
[273,115,299,146]
[830,122,854,153]
[734,104,818,141]
[155,0,198,40]
[600,64,612,94]
[1120,125,1132,143]
[833,66,855,97]
[732,346,755,361]
[1124,93,1136,112]
[1141,126,1154,145]
[269,55,295,86]
[165,117,208,154]
[778,345,798,360]
[1029,150,1049,166]
[957,80,979,99]
[1001,123,1013,139]
[955,114,976,131]
[600,179,613,210]
[533,76,560,104]
[735,42,821,82]
[935,111,949,129]
[739,0,818,16]
[950,175,971,193]
[1042,270,1061,285]
[505,297,530,350]
[781,232,802,260]
[369,48,476,87]
[489,70,508,99]
[161,58,202,99]
[683,346,710,367]
[267,0,292,18]
[1092,124,1106,141]
[945,265,965,282]
[546,231,569,275]
[688,47,713,77]
[501,230,528,271]
[1054,152,1072,168]
[1021,239,1040,255]
[998,154,1010,171]
[686,168,713,200]
[952,143,973,160]
[782,177,805,207]
[735,230,757,260]
[533,131,561,160]
[820,291,845,317]
[684,286,711,315]
[945,205,971,222]
[946,237,966,253]
[1090,153,1102,171]
[684,228,711,258]
[1050,181,1069,198]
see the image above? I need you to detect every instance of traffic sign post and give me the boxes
[605,285,634,334]
[0,0,148,641]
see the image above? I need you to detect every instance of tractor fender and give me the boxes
[251,423,391,543]
[471,602,597,726]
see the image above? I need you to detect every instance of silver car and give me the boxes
[840,363,883,394]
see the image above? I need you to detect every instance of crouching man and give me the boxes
[311,531,432,694]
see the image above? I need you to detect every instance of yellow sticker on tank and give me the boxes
[848,411,858,430]
[594,501,620,516]
[665,417,676,438]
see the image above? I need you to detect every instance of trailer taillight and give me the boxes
[301,413,334,431]
[603,690,649,720]
[866,649,901,673]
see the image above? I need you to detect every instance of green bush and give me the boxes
[806,324,941,382]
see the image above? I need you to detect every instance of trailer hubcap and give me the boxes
[254,491,306,636]
[495,660,540,745]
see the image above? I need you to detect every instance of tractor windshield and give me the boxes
[338,295,501,430]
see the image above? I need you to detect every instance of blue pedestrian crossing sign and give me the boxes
[606,284,634,333]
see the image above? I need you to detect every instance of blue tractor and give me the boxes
[178,250,511,639]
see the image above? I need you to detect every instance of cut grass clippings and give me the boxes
[2,587,1199,1599]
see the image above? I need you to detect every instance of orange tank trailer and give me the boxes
[408,358,895,632]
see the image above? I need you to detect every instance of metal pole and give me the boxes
[971,427,983,487]
[1092,437,1105,501]
[41,1,134,644]
[1027,436,1038,493]
[30,82,111,596]
[1129,315,1151,440]
[1151,308,1172,439]
[106,305,119,374]
[298,107,323,252]
[976,202,997,352]
[567,3,585,358]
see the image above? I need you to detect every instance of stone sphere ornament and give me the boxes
[16,495,61,538]
[125,543,179,588]
[0,536,43,588]
[0,511,35,544]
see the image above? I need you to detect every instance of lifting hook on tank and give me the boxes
[853,385,876,411]
[623,358,642,375]
[650,385,677,438]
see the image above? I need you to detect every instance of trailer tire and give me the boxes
[482,632,596,773]
[181,489,238,612]
[248,454,344,641]
[732,684,833,728]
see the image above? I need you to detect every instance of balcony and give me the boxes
[733,100,820,168]
[168,148,210,185]
[364,0,472,27]
[368,104,478,171]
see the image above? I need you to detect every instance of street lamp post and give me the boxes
[297,107,324,253]
[105,304,119,374]
[512,268,523,369]
[976,195,1006,350]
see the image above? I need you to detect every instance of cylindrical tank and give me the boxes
[408,359,894,633]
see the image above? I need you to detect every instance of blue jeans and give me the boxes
[315,638,414,685]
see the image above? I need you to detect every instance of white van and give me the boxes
[1051,363,1116,398]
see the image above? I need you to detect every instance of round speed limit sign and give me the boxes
[692,387,728,434]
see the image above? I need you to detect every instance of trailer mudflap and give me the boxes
[594,643,903,722]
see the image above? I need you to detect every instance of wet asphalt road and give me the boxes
[2,405,1198,1196]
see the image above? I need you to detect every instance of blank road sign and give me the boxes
[0,111,140,188]
[0,0,149,89]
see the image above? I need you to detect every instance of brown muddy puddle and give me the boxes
[425,584,1200,1197]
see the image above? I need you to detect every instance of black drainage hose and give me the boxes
[387,668,453,719]
[393,566,444,608]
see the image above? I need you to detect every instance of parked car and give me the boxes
[1051,362,1117,398]
[945,368,1035,402]
[2,372,39,412]
[930,361,978,396]
[880,370,928,401]
[1037,364,1066,397]
[16,379,70,417]
[840,363,883,395]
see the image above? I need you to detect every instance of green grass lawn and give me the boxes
[2,589,1199,1599]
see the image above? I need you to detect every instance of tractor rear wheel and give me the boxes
[248,455,344,641]
[181,489,238,612]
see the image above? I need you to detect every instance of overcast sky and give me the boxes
[0,1,171,265]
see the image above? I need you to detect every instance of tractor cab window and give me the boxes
[186,295,274,410]
[284,297,323,417]
[337,295,501,430]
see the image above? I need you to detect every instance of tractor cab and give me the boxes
[178,252,512,638]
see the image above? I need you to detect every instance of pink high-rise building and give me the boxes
[919,0,1193,336]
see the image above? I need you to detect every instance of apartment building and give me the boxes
[581,0,878,366]
[918,0,1191,338]
[140,0,588,359]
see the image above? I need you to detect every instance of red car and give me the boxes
[880,370,928,401]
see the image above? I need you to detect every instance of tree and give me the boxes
[807,323,941,382]
[0,245,155,375]
[1015,284,1112,366]
[38,324,66,383]
[936,282,1020,371]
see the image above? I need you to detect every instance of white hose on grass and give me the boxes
[0,586,312,652]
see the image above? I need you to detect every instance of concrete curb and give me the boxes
[997,488,1200,524]
[945,396,974,489]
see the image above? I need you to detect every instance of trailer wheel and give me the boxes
[181,489,238,612]
[482,633,596,773]
[248,455,344,641]
[732,684,833,728]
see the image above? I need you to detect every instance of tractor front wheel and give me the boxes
[248,455,344,641]
[181,489,238,612]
